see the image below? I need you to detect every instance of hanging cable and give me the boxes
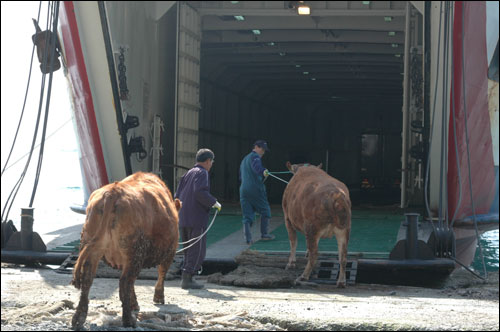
[437,1,453,259]
[30,0,60,207]
[1,1,54,223]
[1,2,42,177]
[2,118,72,174]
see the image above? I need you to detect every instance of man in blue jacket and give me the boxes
[175,148,221,289]
[239,140,275,244]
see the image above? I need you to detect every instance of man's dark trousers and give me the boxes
[180,227,206,274]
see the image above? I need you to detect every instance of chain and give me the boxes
[118,47,129,100]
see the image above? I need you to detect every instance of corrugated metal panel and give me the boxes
[175,2,201,186]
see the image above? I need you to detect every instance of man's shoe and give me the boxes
[181,271,204,289]
[261,234,275,241]
[246,240,254,245]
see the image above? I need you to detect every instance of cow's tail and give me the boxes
[328,189,351,226]
[72,190,119,290]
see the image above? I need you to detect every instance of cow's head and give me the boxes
[286,161,322,174]
[174,198,182,211]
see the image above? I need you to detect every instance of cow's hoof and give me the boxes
[336,281,346,288]
[285,263,296,270]
[71,313,85,330]
[153,295,165,304]
[296,275,309,283]
[123,315,137,328]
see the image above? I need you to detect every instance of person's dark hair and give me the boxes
[196,148,214,162]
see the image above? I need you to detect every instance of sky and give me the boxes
[1,1,84,229]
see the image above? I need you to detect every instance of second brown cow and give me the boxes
[71,172,181,329]
[282,162,351,287]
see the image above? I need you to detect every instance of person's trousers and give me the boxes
[180,227,206,275]
[240,194,271,227]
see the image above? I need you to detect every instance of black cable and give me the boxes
[1,1,42,177]
[1,1,52,223]
[30,1,60,207]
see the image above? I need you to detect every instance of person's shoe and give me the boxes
[261,234,275,241]
[246,239,254,245]
[181,271,204,289]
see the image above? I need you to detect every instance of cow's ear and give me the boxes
[317,163,323,169]
[174,198,182,211]
[286,161,292,171]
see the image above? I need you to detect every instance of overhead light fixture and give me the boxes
[234,15,245,21]
[252,29,261,35]
[384,16,393,22]
[303,71,309,75]
[311,78,316,81]
[295,64,301,68]
[279,52,286,56]
[391,43,399,48]
[297,4,310,15]
[395,54,401,58]
[267,42,275,46]
[362,1,370,5]
[388,31,396,36]
[230,1,240,4]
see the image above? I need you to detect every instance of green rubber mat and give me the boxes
[250,209,403,258]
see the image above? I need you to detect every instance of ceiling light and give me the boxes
[279,52,286,56]
[303,71,309,75]
[234,15,245,21]
[311,78,316,81]
[295,64,301,68]
[388,31,396,36]
[252,29,261,35]
[384,16,393,22]
[362,1,370,5]
[298,4,310,15]
[391,43,399,48]
[395,54,401,58]
[267,42,275,46]
[230,1,240,4]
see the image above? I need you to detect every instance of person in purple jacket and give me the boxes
[175,148,221,289]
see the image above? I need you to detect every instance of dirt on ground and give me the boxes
[1,262,498,331]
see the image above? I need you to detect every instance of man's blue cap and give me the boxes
[254,140,270,152]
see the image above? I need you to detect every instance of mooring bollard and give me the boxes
[405,213,419,259]
[20,208,35,250]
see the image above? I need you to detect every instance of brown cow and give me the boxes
[71,172,181,329]
[282,162,351,287]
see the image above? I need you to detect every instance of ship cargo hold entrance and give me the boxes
[101,1,426,208]
[191,1,425,208]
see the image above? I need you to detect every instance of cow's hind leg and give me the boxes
[299,230,320,282]
[119,263,141,327]
[285,218,298,270]
[131,286,140,312]
[335,228,350,288]
[72,246,103,330]
[154,247,176,304]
